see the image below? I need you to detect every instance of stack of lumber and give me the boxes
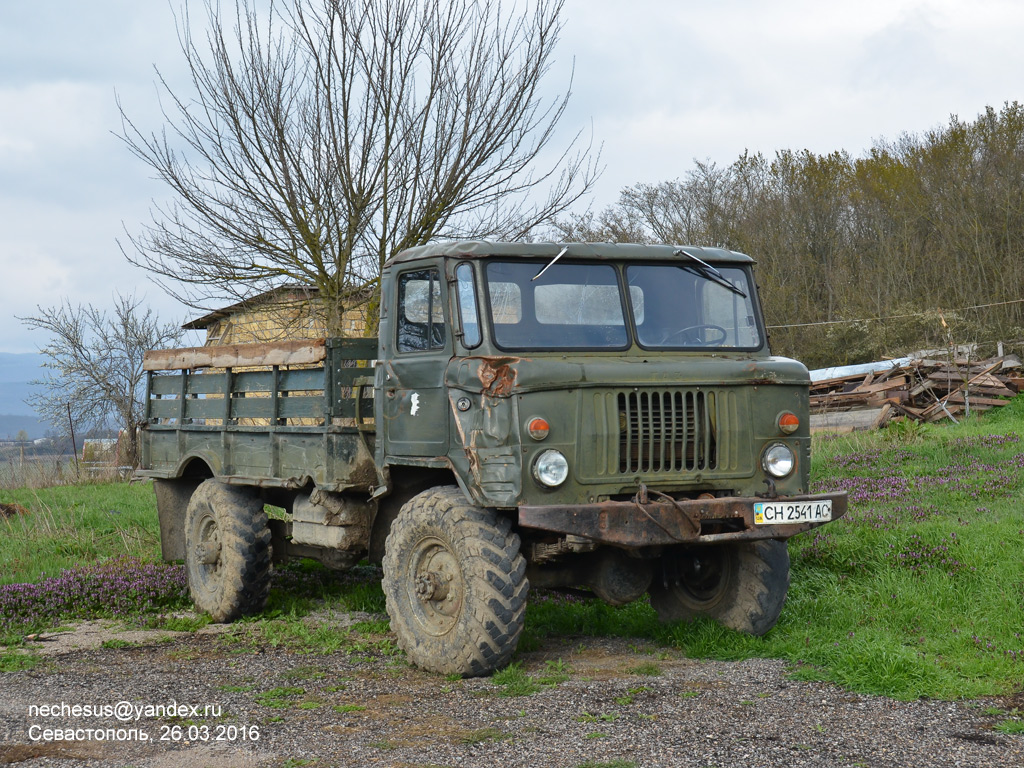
[809,355,1023,429]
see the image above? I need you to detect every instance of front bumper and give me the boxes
[518,491,848,547]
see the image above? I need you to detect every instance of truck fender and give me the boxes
[172,449,222,480]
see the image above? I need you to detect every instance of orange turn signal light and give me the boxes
[778,411,800,435]
[527,417,550,440]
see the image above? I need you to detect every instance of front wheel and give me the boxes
[184,479,271,622]
[382,486,528,676]
[648,540,790,636]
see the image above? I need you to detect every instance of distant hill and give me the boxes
[0,353,48,438]
[0,414,49,440]
[0,352,44,379]
[0,380,35,414]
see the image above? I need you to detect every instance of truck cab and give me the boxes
[379,242,833,525]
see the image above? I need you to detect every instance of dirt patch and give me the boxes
[0,502,28,519]
[0,742,107,764]
[18,609,381,657]
[21,618,231,656]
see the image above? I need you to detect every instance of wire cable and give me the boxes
[766,297,1024,330]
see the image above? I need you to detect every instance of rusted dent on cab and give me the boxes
[475,356,520,396]
[743,363,778,385]
[451,395,481,476]
[519,493,847,547]
[460,404,521,506]
[741,361,797,386]
[449,396,469,444]
[449,380,522,506]
[465,436,481,477]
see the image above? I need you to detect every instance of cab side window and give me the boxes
[455,262,481,348]
[397,269,445,352]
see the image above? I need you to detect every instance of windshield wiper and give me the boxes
[532,245,569,281]
[674,248,747,298]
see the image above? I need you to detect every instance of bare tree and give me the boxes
[119,0,599,333]
[19,295,185,468]
[549,207,653,244]
[552,159,752,247]
[613,161,744,247]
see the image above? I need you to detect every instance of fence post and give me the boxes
[67,402,80,477]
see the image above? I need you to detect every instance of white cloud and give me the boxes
[6,0,1024,352]
[559,0,1024,201]
[0,82,108,161]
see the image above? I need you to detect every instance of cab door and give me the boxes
[380,266,451,457]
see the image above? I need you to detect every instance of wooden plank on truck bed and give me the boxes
[144,339,328,371]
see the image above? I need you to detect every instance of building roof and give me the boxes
[182,285,320,330]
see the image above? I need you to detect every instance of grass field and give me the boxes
[2,406,1023,700]
[0,481,161,584]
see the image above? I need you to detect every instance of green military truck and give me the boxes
[139,241,847,676]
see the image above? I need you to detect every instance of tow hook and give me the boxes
[633,483,701,540]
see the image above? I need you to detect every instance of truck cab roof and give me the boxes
[386,240,755,267]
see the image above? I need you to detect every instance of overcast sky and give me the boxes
[3,0,1024,354]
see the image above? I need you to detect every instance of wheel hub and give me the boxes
[680,553,723,598]
[195,538,222,566]
[662,546,730,604]
[194,515,222,571]
[414,571,450,601]
[409,537,464,636]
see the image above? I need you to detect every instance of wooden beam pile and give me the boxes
[810,356,1023,428]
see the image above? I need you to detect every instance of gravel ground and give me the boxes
[1,620,1021,768]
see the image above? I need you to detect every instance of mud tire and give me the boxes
[184,479,271,622]
[648,540,790,636]
[382,486,528,676]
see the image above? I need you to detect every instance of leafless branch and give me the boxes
[18,296,185,467]
[119,0,600,332]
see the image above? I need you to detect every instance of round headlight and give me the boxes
[762,442,795,478]
[533,449,569,487]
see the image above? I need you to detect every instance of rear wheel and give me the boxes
[184,479,271,622]
[382,486,528,676]
[648,540,789,636]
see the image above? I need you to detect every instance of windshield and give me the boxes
[627,264,762,349]
[486,261,629,349]
[483,260,762,351]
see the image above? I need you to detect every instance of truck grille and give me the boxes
[617,389,722,474]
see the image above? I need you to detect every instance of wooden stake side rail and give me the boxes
[143,339,329,371]
[144,338,377,424]
[139,338,379,487]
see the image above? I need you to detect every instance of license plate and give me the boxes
[754,500,832,525]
